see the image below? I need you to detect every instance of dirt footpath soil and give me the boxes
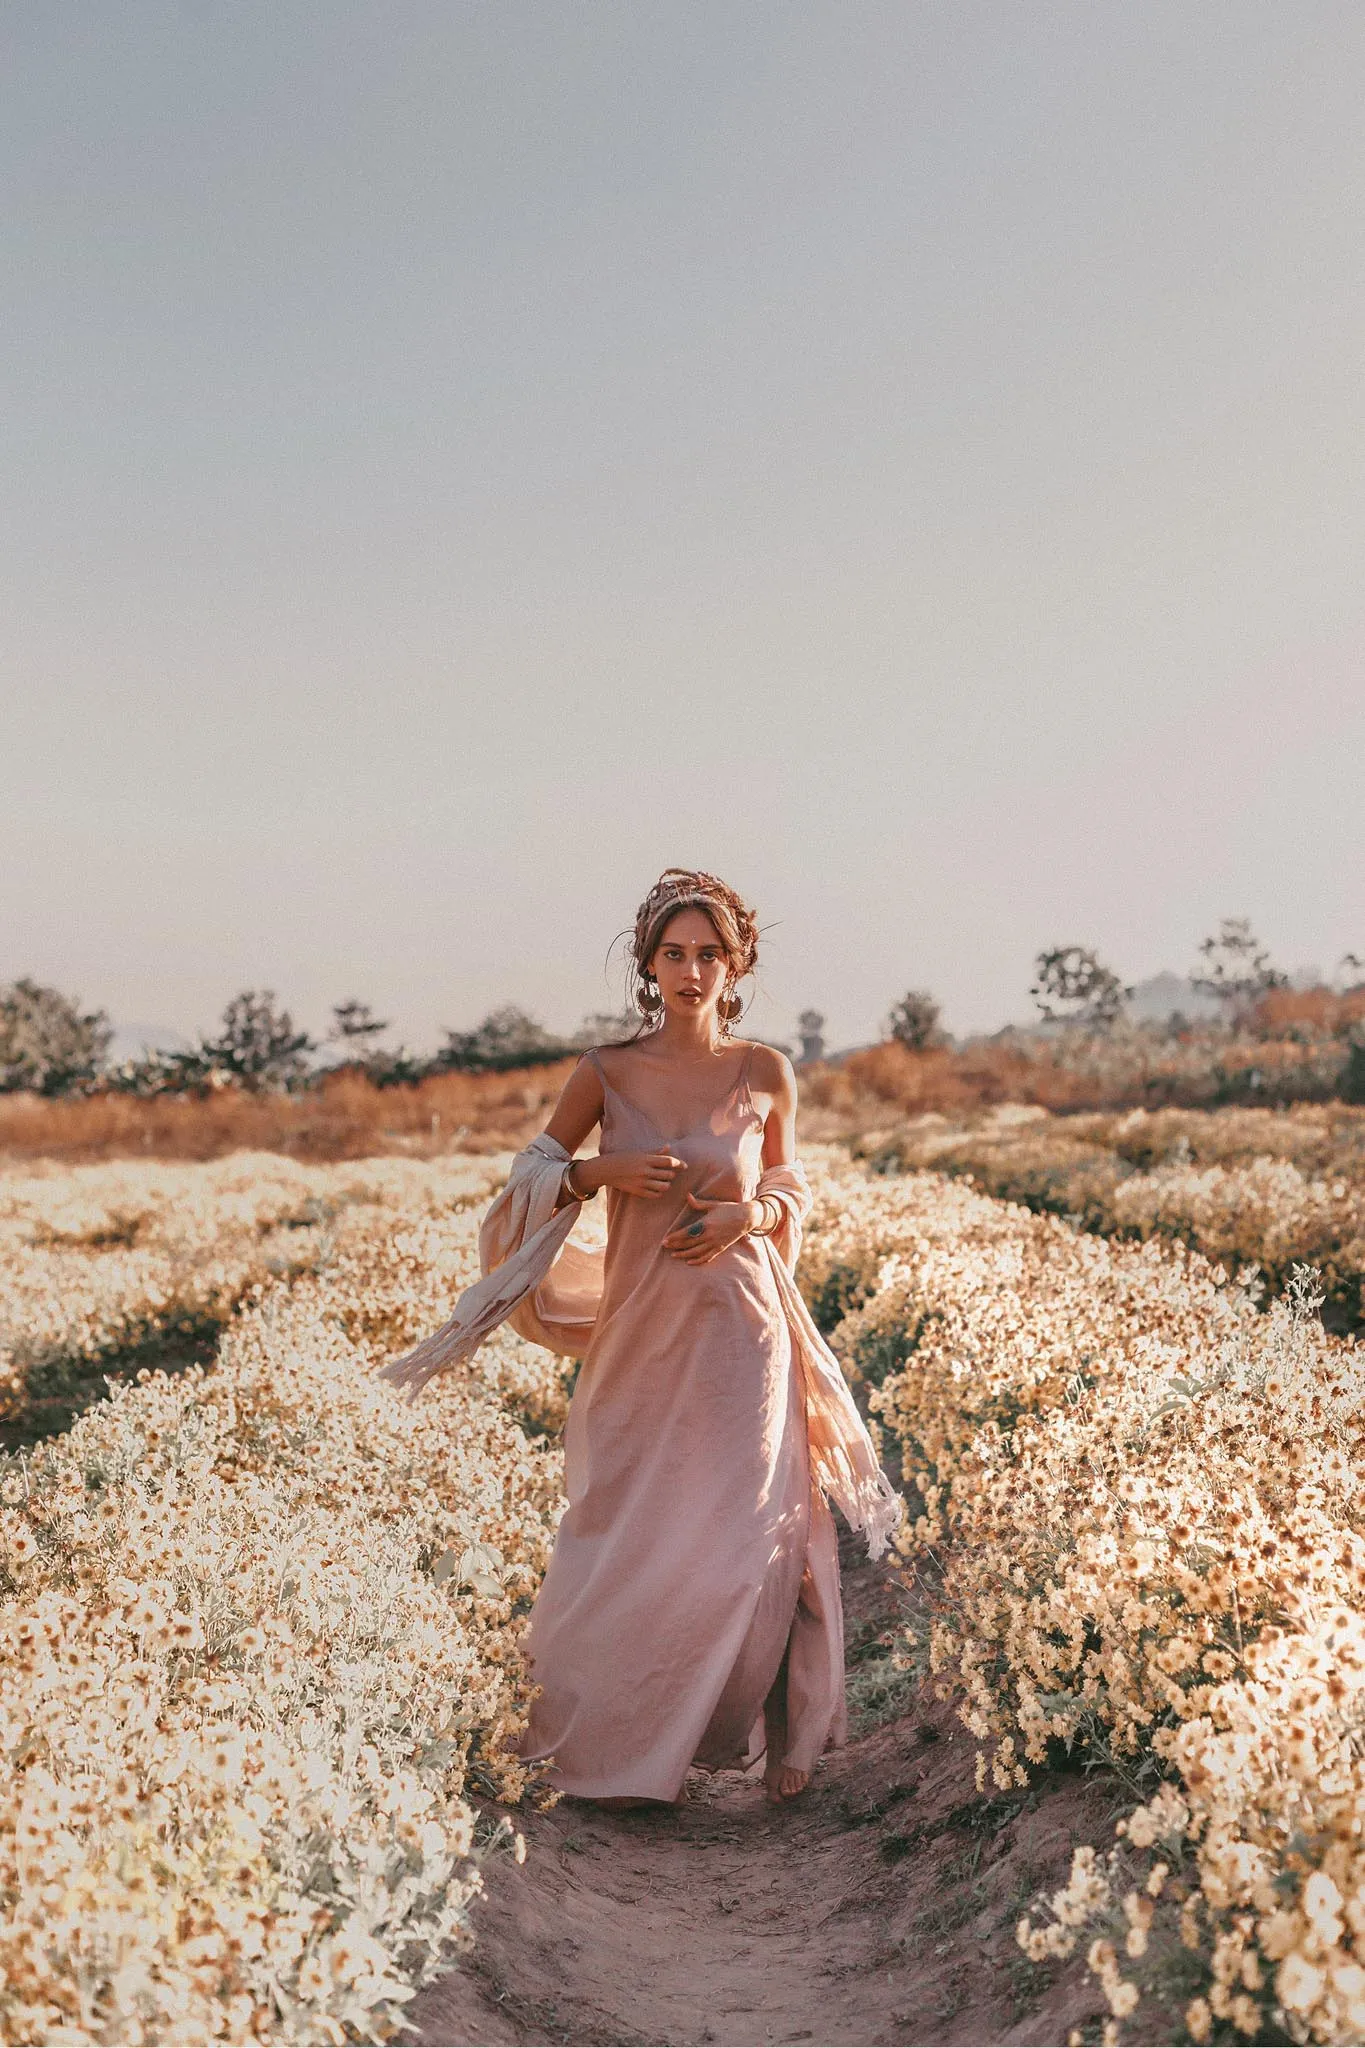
[413,1534,1119,2048]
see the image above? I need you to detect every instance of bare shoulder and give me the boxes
[592,1039,639,1083]
[744,1041,796,1099]
[543,1048,605,1149]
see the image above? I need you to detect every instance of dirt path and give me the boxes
[413,1534,1118,2048]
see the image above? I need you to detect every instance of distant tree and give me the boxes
[1336,957,1365,1103]
[1342,1034,1365,1105]
[575,1007,643,1048]
[1030,947,1130,1030]
[201,990,315,1092]
[102,1045,216,1098]
[0,978,112,1094]
[797,1010,827,1063]
[321,998,432,1087]
[359,1045,433,1089]
[329,999,389,1047]
[438,1005,574,1072]
[1192,918,1287,1023]
[887,990,943,1050]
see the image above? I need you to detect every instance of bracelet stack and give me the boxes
[562,1160,594,1203]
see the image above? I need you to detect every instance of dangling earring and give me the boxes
[637,974,663,1016]
[719,983,744,1033]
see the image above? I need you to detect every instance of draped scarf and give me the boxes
[377,1135,902,1559]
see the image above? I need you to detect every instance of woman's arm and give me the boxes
[543,1054,606,1158]
[542,1054,684,1202]
[756,1045,798,1172]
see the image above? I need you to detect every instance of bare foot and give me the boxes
[763,1761,810,1804]
[761,1648,809,1802]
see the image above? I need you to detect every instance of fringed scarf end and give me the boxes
[375,1322,480,1402]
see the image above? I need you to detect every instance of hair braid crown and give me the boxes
[631,868,760,988]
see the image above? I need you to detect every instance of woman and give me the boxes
[380,869,899,1809]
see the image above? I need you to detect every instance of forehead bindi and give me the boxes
[657,909,724,951]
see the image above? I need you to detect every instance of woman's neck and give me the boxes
[652,1014,727,1059]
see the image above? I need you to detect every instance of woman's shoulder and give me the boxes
[740,1040,796,1094]
[585,1039,634,1079]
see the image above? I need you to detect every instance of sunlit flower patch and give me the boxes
[808,1151,1365,2042]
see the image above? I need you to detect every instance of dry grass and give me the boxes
[801,996,1365,1131]
[6,984,1364,1168]
[0,1063,579,1165]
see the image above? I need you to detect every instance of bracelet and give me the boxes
[751,1195,781,1236]
[562,1160,593,1203]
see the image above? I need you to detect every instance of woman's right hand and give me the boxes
[595,1148,685,1198]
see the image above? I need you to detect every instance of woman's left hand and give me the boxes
[662,1192,755,1264]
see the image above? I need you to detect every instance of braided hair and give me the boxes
[629,869,759,1034]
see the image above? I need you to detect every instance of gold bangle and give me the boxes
[563,1160,592,1202]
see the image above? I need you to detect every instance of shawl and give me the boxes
[377,1136,902,1559]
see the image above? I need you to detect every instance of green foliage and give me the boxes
[1192,917,1286,1021]
[845,1646,922,1734]
[1342,1034,1365,1107]
[323,999,441,1089]
[106,990,316,1096]
[805,1252,880,1334]
[797,1009,827,1062]
[574,1008,642,1048]
[0,978,111,1094]
[887,989,943,1050]
[200,990,315,1091]
[329,999,388,1047]
[1030,947,1130,1030]
[438,1005,577,1072]
[351,1045,434,1089]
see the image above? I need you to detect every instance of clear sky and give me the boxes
[5,2,1363,1055]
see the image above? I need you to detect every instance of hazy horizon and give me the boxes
[6,4,1363,1056]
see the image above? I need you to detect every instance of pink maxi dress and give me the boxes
[518,1045,847,1801]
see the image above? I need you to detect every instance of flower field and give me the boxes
[3,1132,1365,2041]
[0,1152,573,2043]
[0,1153,561,1446]
[807,1155,1365,2041]
[864,1101,1365,1329]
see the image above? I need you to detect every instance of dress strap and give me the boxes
[584,1047,608,1091]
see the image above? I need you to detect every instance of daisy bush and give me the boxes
[0,1152,570,2044]
[0,1153,510,1436]
[804,1151,1365,2042]
[11,1137,1365,2042]
[868,1102,1365,1324]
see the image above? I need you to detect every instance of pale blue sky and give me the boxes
[4,3,1363,1052]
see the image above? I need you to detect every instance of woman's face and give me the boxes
[649,908,731,1023]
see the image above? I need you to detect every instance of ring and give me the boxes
[686,1220,704,1237]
